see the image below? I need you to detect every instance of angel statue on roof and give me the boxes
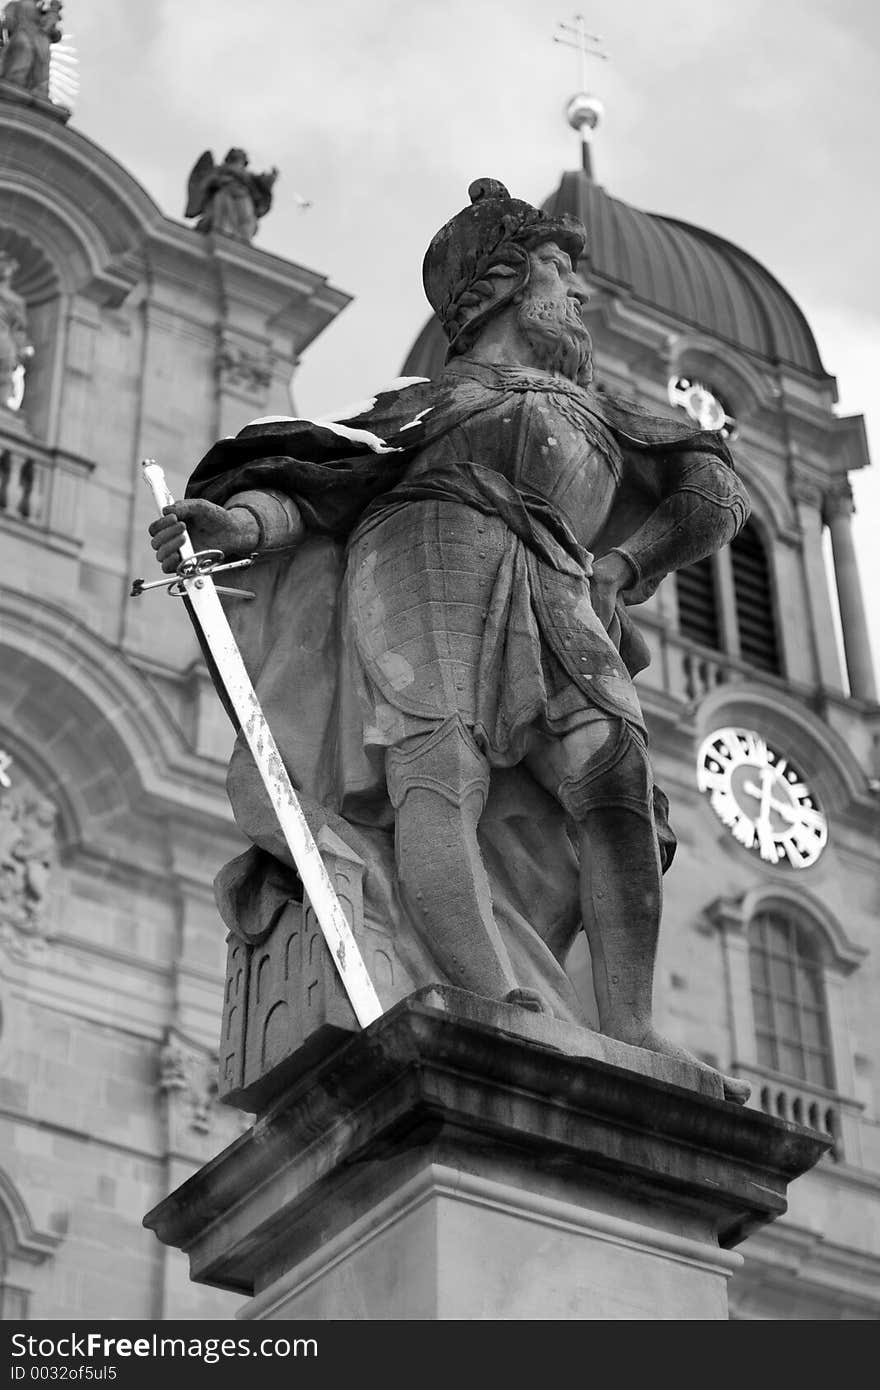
[184,148,278,243]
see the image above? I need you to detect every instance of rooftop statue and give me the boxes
[0,253,32,409]
[184,148,278,243]
[149,179,752,1102]
[0,0,62,99]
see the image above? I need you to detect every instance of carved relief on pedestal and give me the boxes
[157,1026,252,1160]
[219,825,415,1114]
[158,1028,219,1143]
[0,749,59,953]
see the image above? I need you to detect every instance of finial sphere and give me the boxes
[566,92,604,134]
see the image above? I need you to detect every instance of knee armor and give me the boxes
[385,715,491,812]
[557,720,654,824]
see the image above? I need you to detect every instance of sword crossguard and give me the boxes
[130,551,256,600]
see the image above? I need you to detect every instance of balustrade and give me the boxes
[681,646,731,701]
[638,624,796,705]
[757,1079,842,1159]
[0,424,91,547]
[726,1060,863,1163]
[0,443,49,524]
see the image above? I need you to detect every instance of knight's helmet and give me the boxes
[422,178,586,356]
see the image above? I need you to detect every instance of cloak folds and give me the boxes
[186,373,743,1024]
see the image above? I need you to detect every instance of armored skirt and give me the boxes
[345,496,646,766]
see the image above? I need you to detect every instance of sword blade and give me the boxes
[141,460,383,1028]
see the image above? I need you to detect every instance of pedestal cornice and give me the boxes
[145,990,830,1299]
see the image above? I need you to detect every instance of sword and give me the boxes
[133,459,383,1029]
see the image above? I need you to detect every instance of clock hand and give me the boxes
[743,768,773,825]
[750,768,782,863]
[742,779,765,802]
[742,779,799,823]
[739,778,811,817]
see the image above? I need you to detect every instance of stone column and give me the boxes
[793,481,846,693]
[824,484,878,703]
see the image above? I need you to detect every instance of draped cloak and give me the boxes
[186,362,748,1024]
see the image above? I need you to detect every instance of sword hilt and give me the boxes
[142,458,196,563]
[132,459,254,600]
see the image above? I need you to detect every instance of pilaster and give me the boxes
[791,478,845,693]
[824,483,878,703]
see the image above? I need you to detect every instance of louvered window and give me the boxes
[749,909,833,1088]
[675,521,782,676]
[675,557,720,650]
[731,523,781,673]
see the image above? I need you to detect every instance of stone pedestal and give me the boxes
[145,990,829,1320]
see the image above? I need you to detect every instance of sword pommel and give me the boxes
[140,459,196,564]
[141,458,177,515]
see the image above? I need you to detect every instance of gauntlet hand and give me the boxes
[589,552,636,631]
[148,500,259,573]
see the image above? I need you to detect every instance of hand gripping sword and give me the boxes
[133,460,383,1028]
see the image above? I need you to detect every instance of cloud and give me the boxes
[63,0,880,686]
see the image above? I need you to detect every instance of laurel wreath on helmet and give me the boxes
[439,210,539,334]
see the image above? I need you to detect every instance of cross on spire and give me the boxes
[553,14,609,178]
[553,14,608,91]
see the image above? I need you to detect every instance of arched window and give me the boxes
[0,1165,62,1319]
[711,887,865,1160]
[748,908,833,1087]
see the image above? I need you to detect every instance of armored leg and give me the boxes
[526,720,661,1042]
[386,716,520,999]
[526,720,752,1101]
[564,726,661,1044]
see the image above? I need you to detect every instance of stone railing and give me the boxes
[758,1079,842,1157]
[0,424,92,548]
[0,440,50,525]
[731,1063,864,1164]
[638,626,797,706]
[679,644,733,702]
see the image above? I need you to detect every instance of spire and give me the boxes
[553,13,608,180]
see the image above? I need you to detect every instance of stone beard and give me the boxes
[516,293,594,387]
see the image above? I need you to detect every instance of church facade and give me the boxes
[0,87,878,1319]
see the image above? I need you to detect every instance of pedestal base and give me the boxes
[145,991,830,1321]
[243,1161,742,1321]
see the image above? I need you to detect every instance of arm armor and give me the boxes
[611,449,750,604]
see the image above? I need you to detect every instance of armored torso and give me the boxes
[403,362,624,553]
[345,362,645,761]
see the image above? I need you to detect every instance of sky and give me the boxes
[62,0,880,689]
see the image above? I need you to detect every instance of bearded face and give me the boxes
[516,293,594,387]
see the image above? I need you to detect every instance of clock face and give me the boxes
[668,376,731,434]
[696,727,828,868]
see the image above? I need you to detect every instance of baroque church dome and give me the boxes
[402,167,829,381]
